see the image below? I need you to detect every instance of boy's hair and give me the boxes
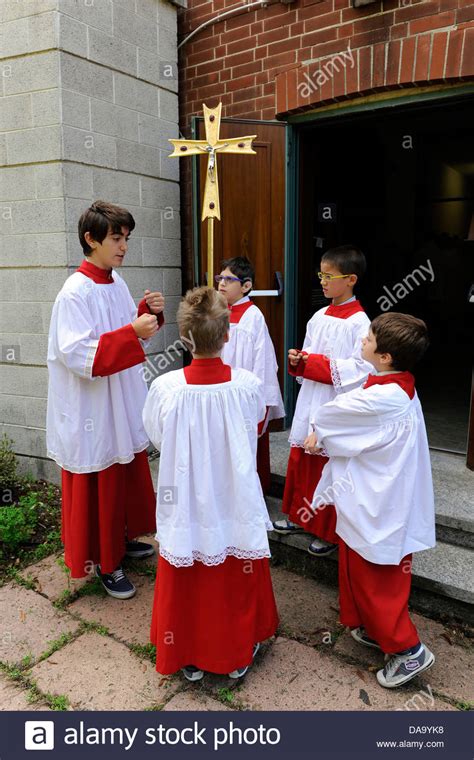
[177,287,229,355]
[371,312,429,371]
[78,200,135,255]
[220,256,254,293]
[321,244,366,281]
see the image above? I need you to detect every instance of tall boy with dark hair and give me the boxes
[47,200,165,599]
[306,313,436,688]
[217,256,284,492]
[273,245,372,555]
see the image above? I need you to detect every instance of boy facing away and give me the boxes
[307,313,436,688]
[216,256,285,492]
[143,287,278,681]
[273,245,372,556]
[47,201,164,599]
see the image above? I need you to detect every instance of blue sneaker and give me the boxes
[95,565,136,600]
[377,644,435,688]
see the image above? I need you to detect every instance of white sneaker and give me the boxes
[228,643,260,679]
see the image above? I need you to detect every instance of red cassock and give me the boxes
[58,260,162,578]
[149,358,279,675]
[282,300,368,543]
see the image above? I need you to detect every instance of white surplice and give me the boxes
[312,382,436,565]
[289,303,372,447]
[142,368,273,568]
[46,270,149,473]
[221,297,285,424]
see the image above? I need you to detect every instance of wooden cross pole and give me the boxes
[168,102,256,286]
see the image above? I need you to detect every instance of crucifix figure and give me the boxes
[169,102,256,284]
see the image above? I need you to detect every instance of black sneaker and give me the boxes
[350,626,382,651]
[125,539,155,559]
[95,565,136,599]
[376,643,435,688]
[228,643,260,679]
[272,519,305,535]
[182,665,204,682]
[308,538,338,557]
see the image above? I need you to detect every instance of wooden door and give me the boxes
[196,119,286,407]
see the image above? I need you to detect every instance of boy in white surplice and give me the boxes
[305,312,436,688]
[143,287,278,681]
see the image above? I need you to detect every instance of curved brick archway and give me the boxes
[275,26,474,116]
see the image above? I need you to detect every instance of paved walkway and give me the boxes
[0,539,472,712]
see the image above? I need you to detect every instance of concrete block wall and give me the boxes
[0,0,183,481]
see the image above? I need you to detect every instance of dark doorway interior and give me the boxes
[297,97,474,454]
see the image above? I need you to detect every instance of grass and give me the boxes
[129,643,157,663]
[217,687,235,705]
[39,632,75,662]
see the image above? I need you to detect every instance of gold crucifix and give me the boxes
[169,103,256,285]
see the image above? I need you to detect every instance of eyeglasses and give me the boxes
[214,275,243,284]
[317,272,352,282]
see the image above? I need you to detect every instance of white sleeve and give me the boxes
[329,317,372,392]
[142,380,166,449]
[314,386,400,457]
[49,294,99,380]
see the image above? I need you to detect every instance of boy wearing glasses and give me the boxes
[306,313,435,688]
[143,287,278,681]
[273,245,372,556]
[216,257,285,492]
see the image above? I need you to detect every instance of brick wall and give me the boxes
[0,0,182,481]
[177,0,473,286]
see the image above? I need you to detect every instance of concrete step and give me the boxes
[268,434,474,550]
[265,495,474,626]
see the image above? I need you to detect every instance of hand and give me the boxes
[132,313,159,339]
[303,432,321,455]
[144,289,164,315]
[288,348,303,367]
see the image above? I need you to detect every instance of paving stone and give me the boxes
[30,632,178,710]
[69,572,155,646]
[162,691,232,711]
[20,554,90,603]
[235,638,456,711]
[0,672,50,711]
[271,565,339,644]
[334,615,474,705]
[0,583,80,666]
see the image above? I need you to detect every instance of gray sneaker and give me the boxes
[376,643,435,688]
[350,626,381,651]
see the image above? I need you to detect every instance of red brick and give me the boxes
[338,22,353,39]
[414,33,431,83]
[445,27,464,77]
[214,45,226,58]
[310,38,349,61]
[399,35,416,84]
[255,46,268,60]
[290,21,305,36]
[372,42,386,89]
[255,70,269,85]
[195,58,224,76]
[438,0,459,9]
[262,107,276,121]
[394,0,440,24]
[297,46,313,63]
[298,0,334,21]
[352,26,390,49]
[353,11,394,35]
[225,73,256,92]
[188,49,214,67]
[345,46,359,94]
[385,39,401,86]
[266,50,297,70]
[275,71,287,114]
[224,25,250,44]
[461,27,474,77]
[303,11,342,32]
[232,60,262,78]
[301,26,338,49]
[226,37,254,56]
[319,66,334,103]
[263,80,274,96]
[267,38,300,57]
[233,85,262,104]
[255,94,275,111]
[226,100,256,117]
[334,0,350,8]
[341,4,385,22]
[225,50,254,68]
[358,45,373,92]
[250,21,264,35]
[391,22,408,40]
[457,3,474,24]
[286,67,298,111]
[197,83,223,101]
[410,9,455,34]
[429,30,448,80]
[188,34,217,56]
[192,71,220,89]
[263,11,296,32]
[257,27,290,47]
[219,68,232,82]
[332,59,346,99]
[224,11,257,33]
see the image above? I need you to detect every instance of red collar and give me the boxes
[77,259,114,284]
[229,300,255,324]
[325,299,365,319]
[364,371,415,399]
[184,357,232,385]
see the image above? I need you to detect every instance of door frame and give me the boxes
[285,84,474,467]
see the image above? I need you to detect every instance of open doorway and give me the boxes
[297,97,474,456]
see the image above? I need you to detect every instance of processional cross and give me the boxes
[169,103,256,284]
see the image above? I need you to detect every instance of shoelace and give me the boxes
[110,567,126,583]
[384,648,420,677]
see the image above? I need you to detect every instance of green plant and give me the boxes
[217,687,235,704]
[0,495,39,552]
[0,434,19,494]
[47,693,69,711]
